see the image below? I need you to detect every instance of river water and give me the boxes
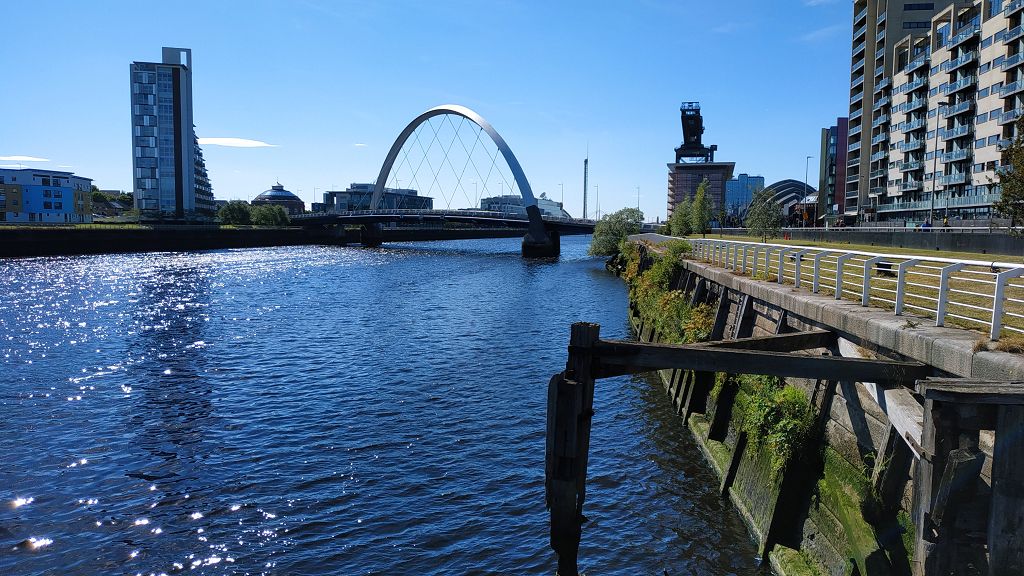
[1,236,761,575]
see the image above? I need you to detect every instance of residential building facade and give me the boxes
[848,0,1022,223]
[0,168,92,223]
[130,47,214,218]
[818,118,849,223]
[725,173,765,216]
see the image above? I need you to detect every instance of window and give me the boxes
[979,87,990,98]
[43,201,52,210]
[977,112,989,123]
[983,36,994,49]
[980,63,991,74]
[903,21,930,29]
[43,190,51,198]
[904,3,935,10]
[989,135,1001,145]
[54,202,62,210]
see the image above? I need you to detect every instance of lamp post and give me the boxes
[804,155,813,227]
[929,100,950,225]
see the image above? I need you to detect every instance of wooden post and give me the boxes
[546,322,600,576]
[732,294,754,339]
[690,278,707,307]
[871,424,913,513]
[710,287,731,342]
[989,405,1024,575]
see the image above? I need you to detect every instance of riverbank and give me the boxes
[0,225,358,258]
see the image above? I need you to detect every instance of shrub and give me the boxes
[739,374,814,477]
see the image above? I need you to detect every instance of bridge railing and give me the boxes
[686,237,1024,341]
[294,208,596,226]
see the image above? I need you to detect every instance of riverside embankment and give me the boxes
[0,225,360,258]
[605,234,1024,576]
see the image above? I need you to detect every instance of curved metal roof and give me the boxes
[764,179,817,210]
[254,183,301,202]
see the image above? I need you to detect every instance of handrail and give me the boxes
[648,236,1024,341]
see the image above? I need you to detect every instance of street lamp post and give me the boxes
[804,155,813,227]
[930,100,950,225]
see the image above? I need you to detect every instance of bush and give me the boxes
[218,200,252,225]
[589,207,644,256]
[739,374,814,477]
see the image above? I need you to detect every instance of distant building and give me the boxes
[322,183,433,211]
[817,118,848,223]
[667,163,735,219]
[252,183,305,214]
[479,194,571,218]
[762,179,818,219]
[0,168,92,223]
[725,174,764,215]
[130,47,214,218]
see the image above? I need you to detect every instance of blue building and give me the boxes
[725,174,764,216]
[0,168,93,223]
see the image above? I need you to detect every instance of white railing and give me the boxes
[687,238,1024,341]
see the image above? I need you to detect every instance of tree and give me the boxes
[218,200,252,225]
[251,204,290,226]
[588,207,644,256]
[669,197,692,236]
[690,178,713,237]
[995,116,1024,226]
[745,188,783,242]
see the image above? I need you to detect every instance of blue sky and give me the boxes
[0,0,852,220]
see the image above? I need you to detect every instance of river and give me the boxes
[0,236,761,575]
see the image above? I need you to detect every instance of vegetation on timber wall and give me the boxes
[619,240,715,344]
[735,374,814,477]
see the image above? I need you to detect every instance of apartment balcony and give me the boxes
[870,168,887,179]
[1006,0,1024,17]
[937,172,968,186]
[855,6,868,23]
[942,149,971,162]
[852,74,865,89]
[1001,52,1024,72]
[873,96,890,111]
[899,139,925,151]
[848,155,861,167]
[847,173,861,184]
[871,132,890,145]
[877,11,886,24]
[943,76,976,96]
[849,124,863,137]
[851,91,864,105]
[940,51,977,73]
[876,28,885,42]
[874,64,884,78]
[854,24,867,41]
[901,180,924,192]
[849,140,862,152]
[899,160,924,172]
[877,199,931,212]
[1001,79,1024,98]
[853,40,867,57]
[901,118,926,132]
[901,77,927,94]
[870,150,888,162]
[999,138,1013,149]
[876,47,885,61]
[875,77,891,92]
[941,100,974,118]
[1006,25,1024,45]
[940,125,972,140]
[949,25,981,49]
[850,107,864,121]
[943,192,1002,208]
[899,98,926,113]
[871,114,889,128]
[999,107,1024,125]
[904,55,929,75]
[853,57,866,73]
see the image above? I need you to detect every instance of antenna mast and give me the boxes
[583,157,589,220]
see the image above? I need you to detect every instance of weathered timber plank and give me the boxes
[989,404,1024,575]
[860,382,925,457]
[917,378,1024,405]
[592,340,929,384]
[696,330,835,353]
[710,288,731,341]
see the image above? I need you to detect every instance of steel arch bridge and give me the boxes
[370,104,558,256]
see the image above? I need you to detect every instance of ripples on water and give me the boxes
[0,236,761,575]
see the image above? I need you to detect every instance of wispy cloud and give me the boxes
[354,143,368,147]
[0,155,49,162]
[804,0,838,6]
[799,23,846,42]
[197,137,277,148]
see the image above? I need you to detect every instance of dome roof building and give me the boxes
[252,183,305,214]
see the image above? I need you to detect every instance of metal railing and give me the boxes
[688,238,1024,340]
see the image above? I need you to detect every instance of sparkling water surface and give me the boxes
[1,236,761,575]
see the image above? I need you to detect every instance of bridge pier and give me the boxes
[521,205,560,258]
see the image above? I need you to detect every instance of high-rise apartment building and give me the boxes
[725,173,765,215]
[818,118,849,222]
[130,47,213,218]
[848,0,1021,223]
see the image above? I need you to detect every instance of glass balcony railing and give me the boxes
[873,96,890,110]
[1001,80,1024,98]
[849,124,863,136]
[940,51,977,73]
[949,24,981,48]
[1006,25,1024,45]
[874,64,884,77]
[1001,52,1024,72]
[901,77,927,93]
[943,76,976,95]
[942,149,971,162]
[855,6,868,23]
[937,172,967,186]
[849,141,862,152]
[900,161,923,172]
[901,118,926,132]
[854,41,866,57]
[940,125,971,140]
[901,180,923,192]
[871,132,890,145]
[904,55,929,75]
[898,139,925,151]
[1006,0,1024,17]
[876,77,891,91]
[852,74,865,88]
[942,100,974,118]
[872,114,889,128]
[851,91,864,105]
[999,107,1024,125]
[877,11,886,24]
[870,150,888,162]
[847,173,861,184]
[854,24,867,40]
[850,107,864,120]
[876,29,885,42]
[899,98,926,113]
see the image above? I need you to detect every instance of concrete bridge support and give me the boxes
[521,205,560,257]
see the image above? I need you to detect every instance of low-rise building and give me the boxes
[322,183,433,211]
[0,168,92,223]
[252,183,305,214]
[479,194,571,218]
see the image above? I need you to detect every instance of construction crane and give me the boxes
[674,102,717,163]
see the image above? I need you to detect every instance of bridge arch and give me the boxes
[370,104,538,211]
